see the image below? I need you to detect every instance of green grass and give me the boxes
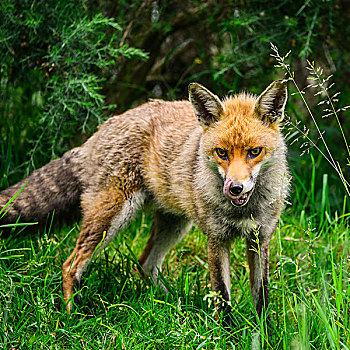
[1,170,349,349]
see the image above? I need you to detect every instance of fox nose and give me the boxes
[229,183,243,196]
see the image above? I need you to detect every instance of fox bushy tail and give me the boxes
[0,148,83,233]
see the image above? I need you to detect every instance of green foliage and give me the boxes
[0,0,147,185]
[213,0,342,86]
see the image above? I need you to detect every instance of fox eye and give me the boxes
[248,147,263,158]
[216,148,228,160]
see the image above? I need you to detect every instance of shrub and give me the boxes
[0,0,147,186]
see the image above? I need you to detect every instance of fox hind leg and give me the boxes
[62,188,144,311]
[138,210,192,290]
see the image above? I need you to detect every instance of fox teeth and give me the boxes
[230,192,249,207]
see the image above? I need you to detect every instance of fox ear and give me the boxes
[254,80,288,124]
[189,83,224,127]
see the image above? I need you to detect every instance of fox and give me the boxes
[0,80,289,328]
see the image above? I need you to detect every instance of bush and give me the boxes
[0,0,147,186]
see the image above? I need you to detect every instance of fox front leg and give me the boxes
[247,238,271,325]
[207,238,232,329]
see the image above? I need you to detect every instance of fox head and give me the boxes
[189,80,288,207]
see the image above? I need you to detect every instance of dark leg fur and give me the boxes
[207,238,233,329]
[247,239,272,334]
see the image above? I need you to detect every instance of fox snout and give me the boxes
[223,177,255,207]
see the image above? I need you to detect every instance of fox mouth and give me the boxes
[229,190,253,206]
[223,178,254,207]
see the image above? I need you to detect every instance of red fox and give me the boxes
[0,80,289,328]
